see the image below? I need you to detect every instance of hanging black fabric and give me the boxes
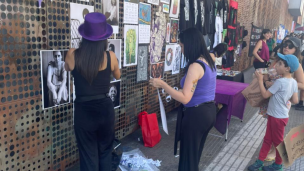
[221,0,229,29]
[223,50,235,68]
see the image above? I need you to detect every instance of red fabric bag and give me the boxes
[138,111,161,147]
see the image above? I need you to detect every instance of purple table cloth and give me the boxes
[214,79,249,134]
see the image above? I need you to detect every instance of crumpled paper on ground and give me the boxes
[119,148,161,171]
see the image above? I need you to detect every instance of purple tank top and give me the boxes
[255,40,269,62]
[180,60,217,107]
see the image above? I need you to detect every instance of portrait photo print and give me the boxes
[103,0,119,33]
[108,80,121,108]
[40,50,70,110]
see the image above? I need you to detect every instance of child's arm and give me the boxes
[255,71,273,99]
[290,92,299,104]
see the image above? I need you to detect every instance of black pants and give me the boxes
[74,97,115,171]
[178,103,216,171]
[253,61,267,69]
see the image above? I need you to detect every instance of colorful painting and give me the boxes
[150,62,164,79]
[124,25,138,66]
[170,19,179,44]
[166,23,170,43]
[172,45,181,74]
[139,3,151,25]
[163,4,169,13]
[150,7,166,64]
[164,45,175,71]
[169,0,180,18]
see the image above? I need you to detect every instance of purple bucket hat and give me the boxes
[78,12,113,41]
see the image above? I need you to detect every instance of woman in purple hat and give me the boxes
[65,12,120,171]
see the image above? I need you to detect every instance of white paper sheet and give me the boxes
[124,1,139,24]
[139,24,151,44]
[158,89,168,135]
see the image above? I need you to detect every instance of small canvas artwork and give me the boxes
[124,25,138,67]
[169,0,180,18]
[40,50,70,110]
[139,3,151,25]
[150,62,164,79]
[137,45,149,82]
[164,45,175,71]
[107,39,122,69]
[108,81,121,108]
[163,4,169,13]
[172,45,181,74]
[170,19,179,44]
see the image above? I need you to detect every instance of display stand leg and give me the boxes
[225,119,228,141]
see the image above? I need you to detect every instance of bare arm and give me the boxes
[294,64,304,90]
[255,71,272,99]
[210,53,216,62]
[47,66,57,99]
[110,51,121,80]
[252,40,264,62]
[65,49,76,71]
[290,92,299,104]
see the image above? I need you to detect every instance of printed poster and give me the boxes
[139,24,151,44]
[107,39,122,69]
[172,45,181,74]
[164,45,175,71]
[169,0,180,18]
[137,45,149,82]
[147,0,159,5]
[139,3,151,25]
[150,62,164,79]
[103,0,119,33]
[124,0,139,24]
[170,19,179,44]
[124,25,138,67]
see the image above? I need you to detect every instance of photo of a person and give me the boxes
[40,50,70,109]
[108,81,120,108]
[150,62,164,79]
[108,39,122,69]
[104,0,119,25]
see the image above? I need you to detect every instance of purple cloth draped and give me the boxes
[214,80,249,134]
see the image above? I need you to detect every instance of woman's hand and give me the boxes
[265,81,274,88]
[260,59,265,63]
[255,71,263,82]
[149,78,164,88]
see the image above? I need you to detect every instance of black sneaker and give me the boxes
[295,105,304,111]
[262,162,283,171]
[248,160,264,171]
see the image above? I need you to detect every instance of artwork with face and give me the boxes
[70,3,94,48]
[150,7,166,63]
[124,25,138,66]
[137,45,148,82]
[164,45,175,71]
[103,0,119,33]
[170,19,179,44]
[108,81,120,108]
[107,39,122,69]
[150,62,164,79]
[172,45,181,74]
[40,50,70,109]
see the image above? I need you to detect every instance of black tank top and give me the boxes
[72,51,111,97]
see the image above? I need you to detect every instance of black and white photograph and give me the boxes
[40,50,70,110]
[103,0,119,33]
[108,81,121,108]
[137,45,149,82]
[70,3,94,48]
[108,39,122,69]
[172,45,181,74]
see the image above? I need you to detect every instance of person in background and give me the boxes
[271,35,290,59]
[267,32,276,57]
[64,12,121,171]
[253,29,271,69]
[209,43,228,67]
[248,53,299,171]
[149,28,216,171]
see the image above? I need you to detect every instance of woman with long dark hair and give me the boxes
[149,28,217,171]
[252,29,271,69]
[64,12,120,171]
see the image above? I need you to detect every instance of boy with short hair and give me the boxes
[248,53,299,171]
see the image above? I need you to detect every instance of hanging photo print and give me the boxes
[172,45,181,74]
[40,50,70,110]
[164,45,175,71]
[103,0,119,33]
[163,4,170,13]
[108,81,121,109]
[150,7,166,63]
[70,3,94,48]
[137,45,149,82]
[181,53,187,69]
[147,0,159,5]
[160,0,170,4]
[166,23,170,43]
[124,0,139,24]
[169,0,180,18]
[170,19,179,44]
[150,62,164,79]
[108,39,122,69]
[124,25,138,67]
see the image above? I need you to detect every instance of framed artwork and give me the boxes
[103,0,119,33]
[108,80,121,109]
[170,19,179,44]
[150,62,164,79]
[164,45,175,71]
[139,3,151,25]
[163,4,169,13]
[166,23,170,43]
[124,25,138,67]
[160,0,170,4]
[40,50,70,110]
[107,39,122,69]
[172,45,181,74]
[137,45,149,82]
[169,0,180,18]
[147,0,159,5]
[70,3,94,48]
